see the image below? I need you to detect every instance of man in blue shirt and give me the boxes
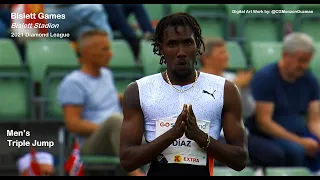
[57,29,144,176]
[46,4,114,41]
[248,32,320,174]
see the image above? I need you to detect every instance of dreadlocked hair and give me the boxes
[151,12,205,65]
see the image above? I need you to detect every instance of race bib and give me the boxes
[156,118,210,166]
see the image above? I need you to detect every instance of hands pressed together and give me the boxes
[169,104,207,146]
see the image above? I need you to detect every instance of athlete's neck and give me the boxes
[200,67,224,77]
[165,69,198,86]
[80,63,101,77]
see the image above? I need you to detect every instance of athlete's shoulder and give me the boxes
[124,81,141,109]
[127,73,161,96]
[136,73,162,87]
[137,73,162,82]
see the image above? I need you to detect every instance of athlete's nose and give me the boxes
[176,45,187,59]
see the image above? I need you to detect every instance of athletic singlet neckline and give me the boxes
[160,71,203,89]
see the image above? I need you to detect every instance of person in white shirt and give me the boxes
[17,151,54,176]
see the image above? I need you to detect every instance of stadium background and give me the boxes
[0,4,319,176]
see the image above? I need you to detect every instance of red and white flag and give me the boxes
[27,148,42,176]
[64,140,84,176]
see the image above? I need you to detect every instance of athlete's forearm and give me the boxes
[207,139,248,171]
[194,131,248,171]
[120,130,176,172]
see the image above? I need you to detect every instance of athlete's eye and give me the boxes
[168,43,176,47]
[185,41,192,46]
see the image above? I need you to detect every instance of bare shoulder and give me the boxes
[123,82,141,110]
[223,80,241,109]
[224,79,240,96]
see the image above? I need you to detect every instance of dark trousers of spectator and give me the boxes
[103,4,154,61]
[248,132,320,173]
[218,135,285,167]
[81,113,127,176]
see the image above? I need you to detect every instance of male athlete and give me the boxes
[120,13,248,176]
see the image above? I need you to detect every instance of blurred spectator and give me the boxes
[57,29,144,176]
[200,37,255,120]
[103,4,155,63]
[11,4,47,62]
[17,151,54,176]
[46,4,113,41]
[199,38,279,169]
[247,32,320,175]
[0,4,11,38]
[11,4,48,43]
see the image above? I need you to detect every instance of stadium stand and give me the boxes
[108,39,144,93]
[0,39,33,122]
[25,39,79,121]
[170,4,231,40]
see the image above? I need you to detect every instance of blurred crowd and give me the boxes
[1,4,155,64]
[0,4,319,176]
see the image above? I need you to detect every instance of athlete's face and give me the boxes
[161,25,197,79]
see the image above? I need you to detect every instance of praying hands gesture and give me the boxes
[184,104,210,149]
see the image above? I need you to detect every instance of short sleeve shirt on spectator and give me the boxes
[250,63,320,135]
[57,68,122,125]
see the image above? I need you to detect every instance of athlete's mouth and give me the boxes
[177,61,188,66]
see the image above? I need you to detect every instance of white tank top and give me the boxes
[136,72,225,143]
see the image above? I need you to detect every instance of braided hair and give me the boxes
[151,12,205,65]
